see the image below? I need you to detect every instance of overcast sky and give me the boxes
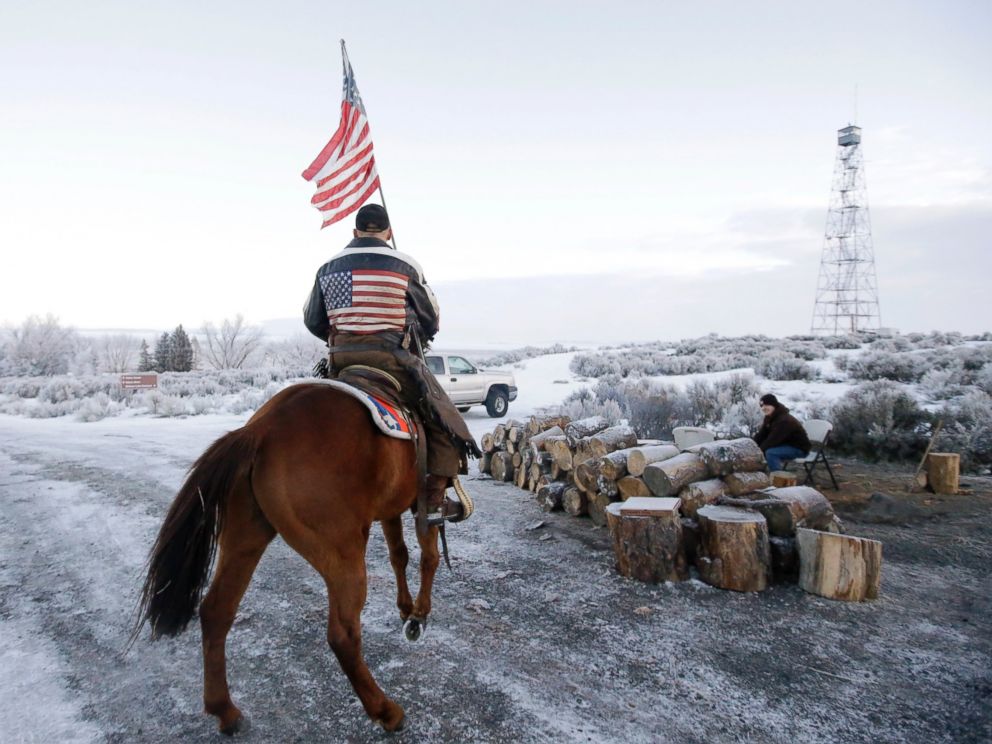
[2,1,989,345]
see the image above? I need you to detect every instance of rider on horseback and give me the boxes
[303,204,480,526]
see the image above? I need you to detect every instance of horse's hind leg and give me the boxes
[381,516,413,621]
[199,487,275,735]
[321,544,405,732]
[404,524,440,641]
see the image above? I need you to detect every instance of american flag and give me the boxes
[319,268,409,334]
[301,41,380,229]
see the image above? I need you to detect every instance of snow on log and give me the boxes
[679,478,727,518]
[723,471,772,496]
[692,438,766,477]
[626,445,680,477]
[642,453,708,498]
[797,529,882,601]
[605,498,687,583]
[585,426,638,460]
[564,415,610,447]
[596,474,619,500]
[696,504,771,592]
[526,414,572,436]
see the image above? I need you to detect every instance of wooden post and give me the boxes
[797,528,882,601]
[926,453,960,495]
[605,498,687,583]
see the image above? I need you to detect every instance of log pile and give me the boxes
[479,416,881,600]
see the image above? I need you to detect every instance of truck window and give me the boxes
[425,356,444,375]
[449,356,476,375]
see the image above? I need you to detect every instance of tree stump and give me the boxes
[626,444,680,477]
[723,470,772,495]
[797,528,882,601]
[642,453,708,497]
[679,478,727,517]
[770,471,798,488]
[926,453,960,495]
[695,505,771,592]
[692,438,766,477]
[605,498,687,583]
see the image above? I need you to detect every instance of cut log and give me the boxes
[588,491,612,527]
[511,452,523,469]
[491,424,507,449]
[537,481,568,512]
[642,453,708,497]
[506,423,525,443]
[478,453,492,476]
[617,476,652,501]
[926,453,960,495]
[605,499,687,583]
[720,486,834,537]
[528,425,565,453]
[696,505,771,592]
[692,438,766,477]
[490,451,514,482]
[526,414,572,436]
[679,478,727,518]
[574,459,602,493]
[723,471,772,496]
[797,528,882,601]
[596,474,619,500]
[599,447,639,481]
[546,438,574,471]
[564,415,610,447]
[681,517,699,566]
[586,426,639,460]
[770,471,798,488]
[480,432,496,454]
[562,486,588,517]
[514,464,527,490]
[626,445,680,477]
[505,440,516,455]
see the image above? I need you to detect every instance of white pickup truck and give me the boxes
[425,354,518,417]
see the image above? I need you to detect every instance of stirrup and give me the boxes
[426,476,474,526]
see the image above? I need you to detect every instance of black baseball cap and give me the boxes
[760,394,779,406]
[355,203,390,232]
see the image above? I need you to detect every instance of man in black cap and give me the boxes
[753,393,811,471]
[304,204,479,525]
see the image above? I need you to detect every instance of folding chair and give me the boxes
[787,419,839,490]
[673,426,716,451]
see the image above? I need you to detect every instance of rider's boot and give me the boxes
[425,474,465,526]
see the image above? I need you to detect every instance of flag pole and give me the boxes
[340,39,398,251]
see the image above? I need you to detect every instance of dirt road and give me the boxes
[1,415,989,743]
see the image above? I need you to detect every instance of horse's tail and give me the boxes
[131,427,258,643]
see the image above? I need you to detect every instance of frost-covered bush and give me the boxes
[820,336,863,350]
[844,351,927,383]
[474,344,578,368]
[754,351,815,381]
[74,393,122,422]
[936,391,992,472]
[829,381,930,462]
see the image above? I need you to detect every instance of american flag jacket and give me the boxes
[303,237,440,343]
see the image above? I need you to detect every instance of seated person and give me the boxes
[754,394,811,471]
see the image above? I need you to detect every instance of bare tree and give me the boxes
[101,334,140,373]
[202,314,264,369]
[262,334,326,370]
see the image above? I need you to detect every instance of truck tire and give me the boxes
[485,388,509,418]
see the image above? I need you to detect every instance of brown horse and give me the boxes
[134,382,443,734]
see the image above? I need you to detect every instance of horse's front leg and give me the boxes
[381,517,413,622]
[404,523,440,641]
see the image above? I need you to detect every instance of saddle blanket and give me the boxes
[310,379,413,440]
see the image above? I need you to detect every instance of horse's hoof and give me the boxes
[219,714,250,736]
[377,708,406,732]
[403,617,425,642]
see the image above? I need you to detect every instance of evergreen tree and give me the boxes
[138,339,153,372]
[169,325,194,372]
[154,332,173,372]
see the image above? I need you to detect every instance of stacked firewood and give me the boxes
[480,414,881,601]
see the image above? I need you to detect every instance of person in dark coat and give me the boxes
[754,393,812,471]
